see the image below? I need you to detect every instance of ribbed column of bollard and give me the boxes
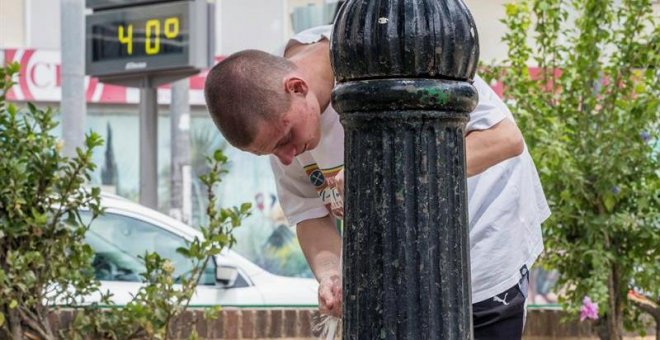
[330,0,480,339]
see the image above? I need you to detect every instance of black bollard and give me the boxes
[330,0,480,339]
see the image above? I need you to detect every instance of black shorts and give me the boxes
[473,266,529,340]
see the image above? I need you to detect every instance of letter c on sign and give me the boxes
[30,62,55,89]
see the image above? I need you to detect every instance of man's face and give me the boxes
[244,97,322,165]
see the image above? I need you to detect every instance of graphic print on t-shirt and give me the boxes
[301,161,344,219]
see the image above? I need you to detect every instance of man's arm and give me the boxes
[297,215,342,317]
[466,118,524,177]
[327,119,523,196]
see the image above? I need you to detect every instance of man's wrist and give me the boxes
[317,271,341,283]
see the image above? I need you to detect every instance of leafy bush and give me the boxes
[0,62,103,339]
[482,0,658,338]
[0,63,250,339]
[67,150,250,340]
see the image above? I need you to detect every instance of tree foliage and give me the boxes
[482,0,659,337]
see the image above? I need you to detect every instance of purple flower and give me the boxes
[580,296,599,321]
[611,186,620,195]
[640,131,651,143]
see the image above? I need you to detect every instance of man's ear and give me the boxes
[283,76,309,97]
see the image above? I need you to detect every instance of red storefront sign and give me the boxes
[3,49,224,105]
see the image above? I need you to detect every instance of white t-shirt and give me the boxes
[271,25,550,303]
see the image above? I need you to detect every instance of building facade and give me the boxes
[0,0,551,285]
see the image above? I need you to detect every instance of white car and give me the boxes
[82,193,318,307]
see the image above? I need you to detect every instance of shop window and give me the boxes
[290,1,344,33]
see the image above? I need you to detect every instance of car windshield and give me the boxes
[85,226,145,282]
[82,210,216,285]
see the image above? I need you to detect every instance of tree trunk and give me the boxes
[606,263,624,340]
[8,309,22,340]
[34,305,56,340]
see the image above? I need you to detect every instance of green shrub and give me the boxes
[482,0,658,337]
[0,62,103,339]
[0,63,250,339]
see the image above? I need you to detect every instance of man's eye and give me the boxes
[280,134,292,146]
[275,134,290,150]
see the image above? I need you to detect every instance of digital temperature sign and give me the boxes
[86,0,211,79]
[91,15,184,61]
[86,0,181,11]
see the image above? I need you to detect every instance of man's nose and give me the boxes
[274,147,296,165]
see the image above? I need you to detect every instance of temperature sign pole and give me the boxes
[85,0,213,209]
[139,85,158,209]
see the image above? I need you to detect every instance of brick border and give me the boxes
[46,308,654,339]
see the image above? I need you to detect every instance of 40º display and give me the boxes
[85,0,210,78]
[91,15,184,61]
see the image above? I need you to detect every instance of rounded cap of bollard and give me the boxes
[330,0,480,83]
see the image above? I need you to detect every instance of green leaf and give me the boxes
[603,195,616,212]
[176,247,191,258]
[9,300,18,309]
[32,208,48,225]
[9,62,20,73]
[0,312,4,327]
[91,186,101,197]
[27,102,37,113]
[213,149,227,163]
[505,3,519,17]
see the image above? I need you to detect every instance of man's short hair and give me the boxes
[204,50,297,148]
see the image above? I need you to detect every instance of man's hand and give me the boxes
[318,274,342,317]
[327,169,345,199]
[297,216,342,316]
